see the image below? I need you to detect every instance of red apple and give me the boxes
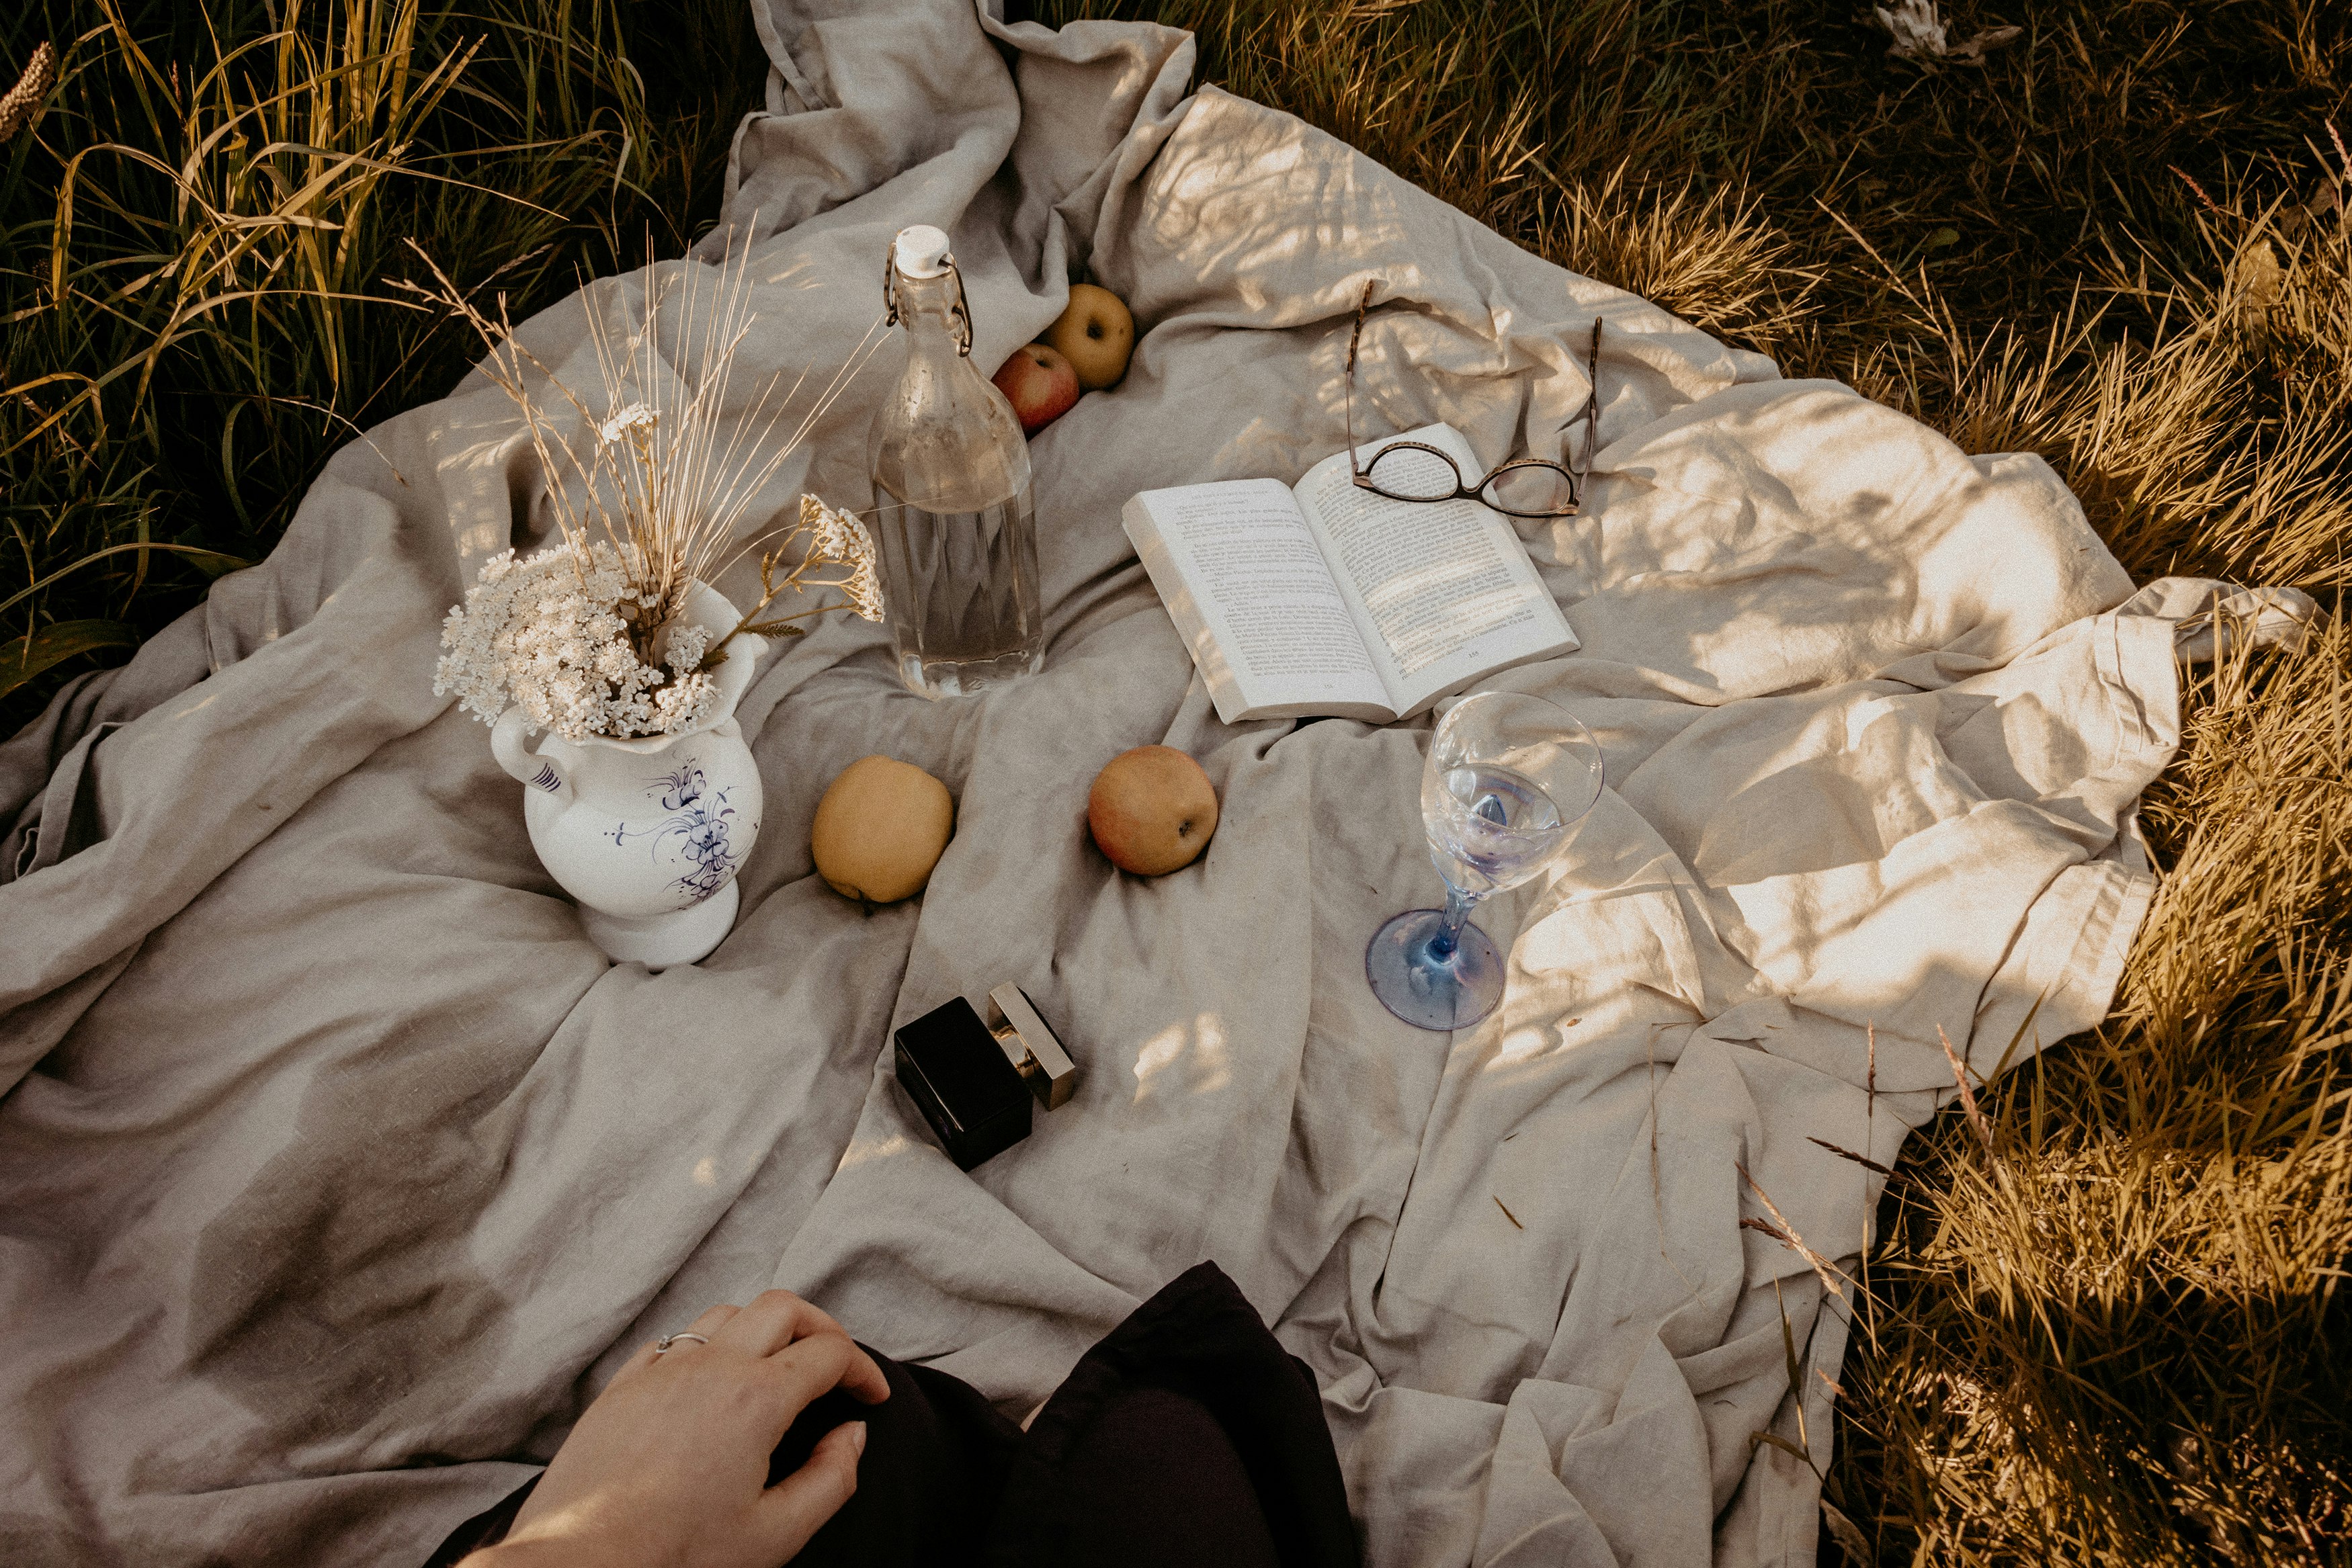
[993,342,1080,434]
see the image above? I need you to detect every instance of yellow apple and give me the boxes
[1087,746,1218,876]
[1044,283,1134,392]
[811,754,954,902]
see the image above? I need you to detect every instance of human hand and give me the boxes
[467,1291,890,1568]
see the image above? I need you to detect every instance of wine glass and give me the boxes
[1366,691,1604,1031]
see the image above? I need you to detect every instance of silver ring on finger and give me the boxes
[654,1332,710,1354]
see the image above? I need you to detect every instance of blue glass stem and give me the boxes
[1428,885,1476,961]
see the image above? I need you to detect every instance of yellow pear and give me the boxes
[811,755,954,903]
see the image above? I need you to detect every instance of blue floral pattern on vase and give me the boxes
[609,763,747,908]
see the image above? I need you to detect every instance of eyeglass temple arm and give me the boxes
[1345,279,1378,478]
[1574,317,1604,487]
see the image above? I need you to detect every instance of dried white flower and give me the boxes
[841,556,885,623]
[434,540,718,742]
[597,402,659,445]
[799,494,884,622]
[662,618,712,673]
[802,493,857,560]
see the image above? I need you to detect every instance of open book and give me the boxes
[1123,423,1579,724]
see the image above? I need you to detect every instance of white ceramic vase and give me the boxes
[491,581,766,969]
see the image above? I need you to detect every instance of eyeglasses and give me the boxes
[1343,279,1603,519]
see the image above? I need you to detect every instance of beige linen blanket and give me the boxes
[0,3,2309,1564]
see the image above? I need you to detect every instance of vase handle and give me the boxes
[491,707,569,798]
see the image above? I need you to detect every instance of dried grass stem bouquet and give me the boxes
[412,240,886,742]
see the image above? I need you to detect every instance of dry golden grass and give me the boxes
[1,0,763,720]
[1849,610,2352,1560]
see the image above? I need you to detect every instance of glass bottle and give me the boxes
[867,225,1044,698]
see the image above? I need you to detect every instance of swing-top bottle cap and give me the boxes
[892,224,954,279]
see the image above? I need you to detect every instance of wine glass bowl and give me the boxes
[1368,692,1603,1031]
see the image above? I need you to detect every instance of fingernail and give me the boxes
[848,1421,868,1456]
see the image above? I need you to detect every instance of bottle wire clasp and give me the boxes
[882,239,974,357]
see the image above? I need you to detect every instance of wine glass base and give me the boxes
[1366,908,1505,1032]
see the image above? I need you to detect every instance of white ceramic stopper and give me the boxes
[892,224,954,279]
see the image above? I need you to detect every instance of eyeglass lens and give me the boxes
[1362,444,1462,501]
[1482,463,1576,517]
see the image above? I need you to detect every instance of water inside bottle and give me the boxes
[873,478,1044,697]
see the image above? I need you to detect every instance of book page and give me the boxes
[1292,424,1578,715]
[1122,480,1394,724]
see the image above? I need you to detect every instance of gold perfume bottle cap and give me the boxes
[986,983,1079,1110]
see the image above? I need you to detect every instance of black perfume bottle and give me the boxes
[893,984,1079,1171]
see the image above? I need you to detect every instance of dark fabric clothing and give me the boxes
[986,1262,1355,1568]
[1021,1385,1284,1568]
[427,1262,1357,1568]
[780,1356,1021,1565]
